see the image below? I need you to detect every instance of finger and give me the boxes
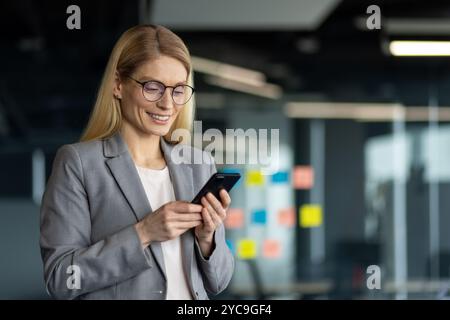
[219,189,231,208]
[201,207,215,230]
[172,201,203,213]
[201,196,212,211]
[209,208,223,227]
[175,220,202,230]
[206,193,227,220]
[172,213,203,222]
[201,196,221,222]
[202,197,223,226]
[202,208,216,232]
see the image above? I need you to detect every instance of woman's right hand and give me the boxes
[135,201,203,247]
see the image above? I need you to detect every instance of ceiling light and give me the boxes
[389,41,450,56]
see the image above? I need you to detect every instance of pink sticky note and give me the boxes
[263,239,281,258]
[277,207,296,227]
[224,208,244,229]
[292,166,314,189]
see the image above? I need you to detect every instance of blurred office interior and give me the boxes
[2,0,450,299]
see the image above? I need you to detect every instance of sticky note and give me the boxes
[237,239,257,259]
[251,209,267,224]
[226,239,235,254]
[277,207,296,227]
[299,204,323,228]
[271,171,289,184]
[293,166,314,189]
[224,208,244,229]
[263,239,281,258]
[246,170,264,186]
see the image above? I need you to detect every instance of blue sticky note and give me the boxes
[252,209,267,224]
[271,171,289,184]
[226,239,235,254]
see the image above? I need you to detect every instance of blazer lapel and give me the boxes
[104,149,149,222]
[103,131,167,280]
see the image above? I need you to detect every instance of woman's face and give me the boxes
[116,55,188,138]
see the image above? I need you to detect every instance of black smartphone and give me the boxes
[191,172,241,205]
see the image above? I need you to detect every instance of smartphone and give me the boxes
[191,172,241,205]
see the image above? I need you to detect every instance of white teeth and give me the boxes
[148,113,170,121]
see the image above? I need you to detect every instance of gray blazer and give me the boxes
[39,131,234,300]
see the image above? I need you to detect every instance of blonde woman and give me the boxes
[39,25,234,300]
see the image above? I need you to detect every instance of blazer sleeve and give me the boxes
[193,153,235,296]
[39,144,153,300]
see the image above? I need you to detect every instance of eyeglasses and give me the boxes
[127,76,195,105]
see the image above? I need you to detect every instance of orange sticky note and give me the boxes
[299,204,323,228]
[263,239,281,259]
[237,239,257,259]
[293,166,314,189]
[224,208,244,229]
[277,207,296,227]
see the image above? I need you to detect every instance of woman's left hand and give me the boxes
[195,189,231,243]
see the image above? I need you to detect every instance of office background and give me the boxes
[2,0,450,299]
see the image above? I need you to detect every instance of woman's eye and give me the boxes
[144,83,162,92]
[174,88,185,95]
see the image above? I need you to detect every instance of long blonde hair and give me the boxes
[80,24,194,144]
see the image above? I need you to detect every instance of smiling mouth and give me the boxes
[146,112,171,122]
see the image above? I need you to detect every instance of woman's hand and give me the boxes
[135,201,203,247]
[195,189,231,257]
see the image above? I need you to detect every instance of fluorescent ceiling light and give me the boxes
[192,56,266,86]
[192,56,283,99]
[389,41,450,56]
[285,102,400,121]
[284,102,450,122]
[205,76,282,99]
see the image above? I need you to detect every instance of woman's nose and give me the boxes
[156,89,174,110]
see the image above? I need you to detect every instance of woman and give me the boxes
[39,25,234,300]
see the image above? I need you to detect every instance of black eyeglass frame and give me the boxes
[127,76,195,105]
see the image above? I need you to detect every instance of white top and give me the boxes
[135,164,193,300]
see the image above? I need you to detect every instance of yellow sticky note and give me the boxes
[299,205,323,228]
[237,239,257,259]
[245,170,264,186]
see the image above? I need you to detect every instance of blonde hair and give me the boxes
[80,24,194,144]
